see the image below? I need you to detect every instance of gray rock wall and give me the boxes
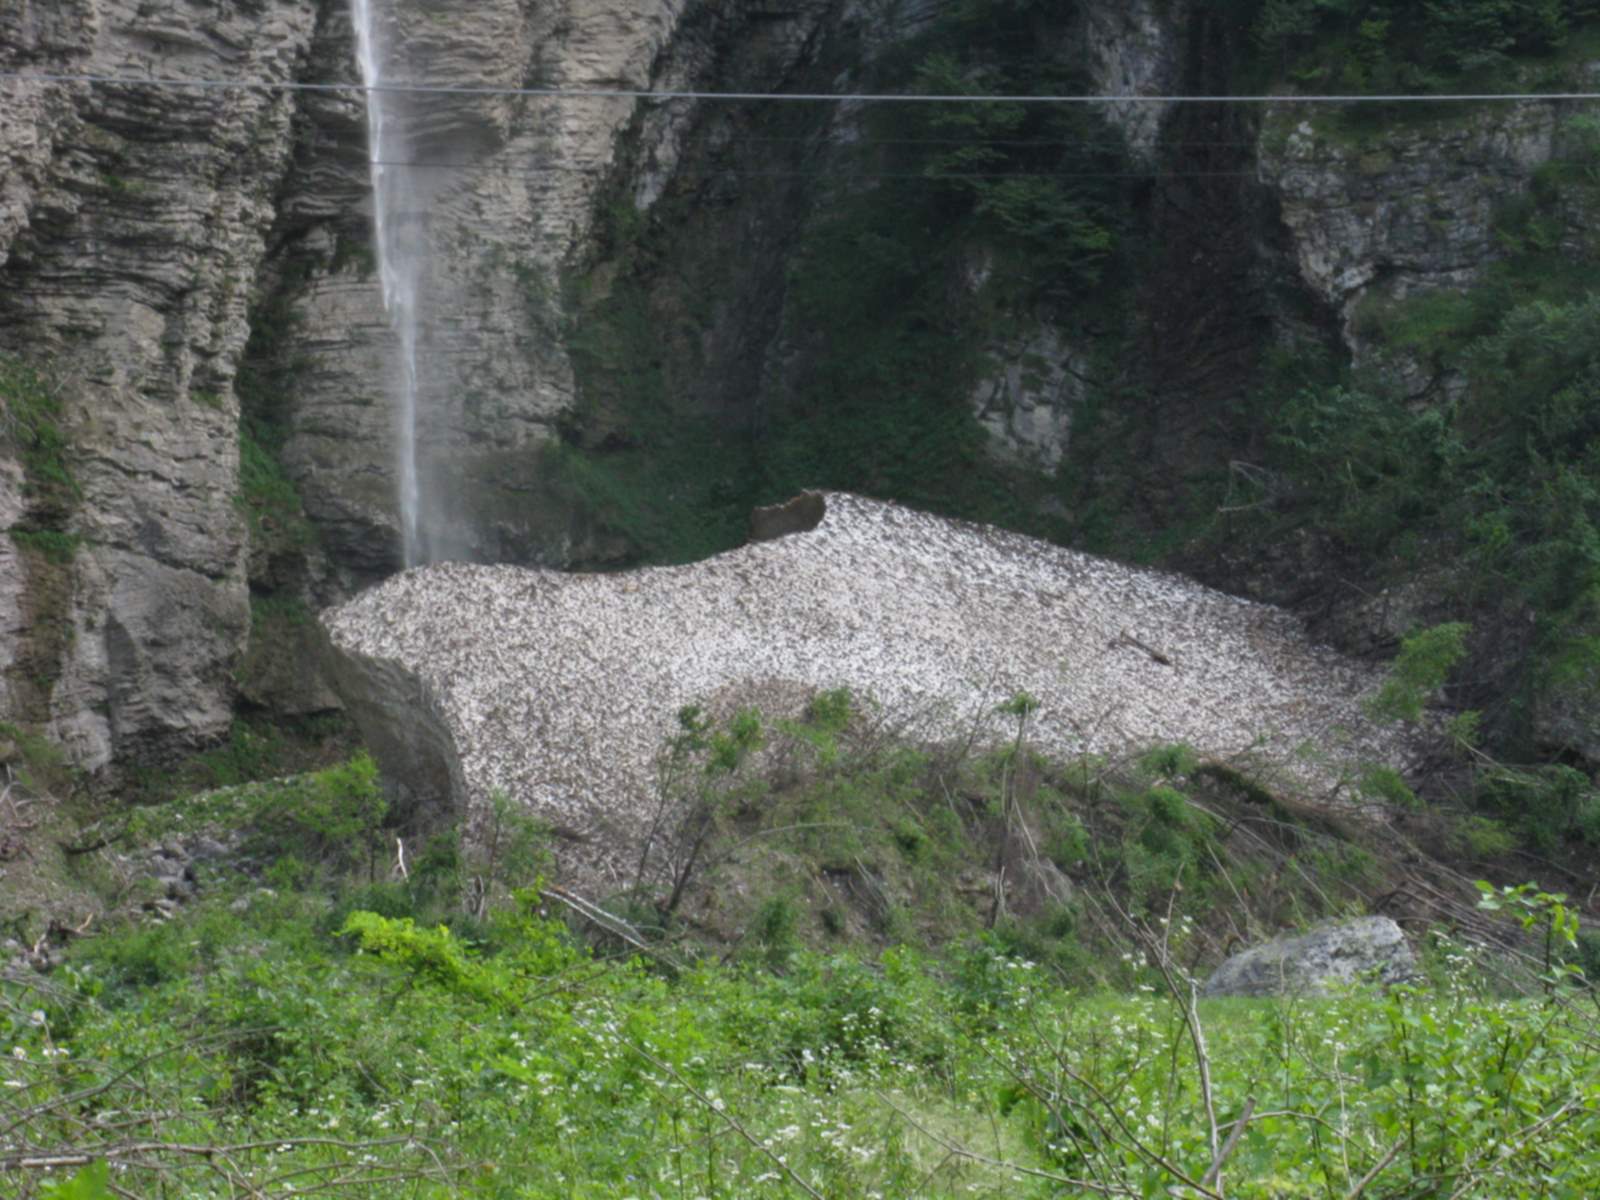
[0,0,320,768]
[268,0,704,573]
[1260,102,1572,392]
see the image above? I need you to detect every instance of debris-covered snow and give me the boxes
[322,493,1408,884]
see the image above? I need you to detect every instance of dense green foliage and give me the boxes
[4,865,1597,1197]
[1251,279,1600,746]
[1252,0,1600,88]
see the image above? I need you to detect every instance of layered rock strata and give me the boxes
[0,0,321,767]
[322,493,1412,888]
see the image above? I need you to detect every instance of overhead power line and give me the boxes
[3,69,1600,105]
[357,156,1600,182]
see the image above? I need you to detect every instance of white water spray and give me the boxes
[351,0,425,567]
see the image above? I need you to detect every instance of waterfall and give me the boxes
[351,0,425,568]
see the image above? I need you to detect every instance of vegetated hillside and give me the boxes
[3,683,1599,1198]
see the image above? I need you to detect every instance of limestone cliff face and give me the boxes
[261,0,697,575]
[0,0,320,768]
[0,0,724,763]
[1259,101,1589,394]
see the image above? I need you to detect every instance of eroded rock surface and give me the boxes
[323,493,1413,887]
[0,0,321,767]
[1203,916,1416,997]
[1259,101,1598,392]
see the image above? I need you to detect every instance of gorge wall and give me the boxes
[1,0,1596,774]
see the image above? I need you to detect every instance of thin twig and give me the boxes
[1202,1096,1254,1188]
[1343,1136,1405,1200]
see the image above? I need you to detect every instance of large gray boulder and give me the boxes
[321,492,1414,888]
[1203,916,1416,997]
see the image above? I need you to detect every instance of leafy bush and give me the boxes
[77,921,196,991]
[1254,0,1590,90]
[256,752,387,877]
[16,879,1600,1199]
[1478,762,1600,851]
[1366,621,1471,723]
[1262,282,1600,760]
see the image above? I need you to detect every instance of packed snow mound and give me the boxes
[321,493,1407,886]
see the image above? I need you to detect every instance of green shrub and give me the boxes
[0,354,76,509]
[1254,0,1587,91]
[1368,622,1472,724]
[1451,814,1519,858]
[79,921,195,991]
[237,421,313,547]
[1357,764,1420,808]
[0,719,76,796]
[11,528,81,563]
[749,893,801,969]
[1479,762,1600,850]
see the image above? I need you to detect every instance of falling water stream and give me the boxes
[351,0,424,567]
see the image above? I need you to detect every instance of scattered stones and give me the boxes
[1202,916,1417,997]
[323,492,1416,889]
[116,827,247,921]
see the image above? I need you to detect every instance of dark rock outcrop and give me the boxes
[748,491,826,542]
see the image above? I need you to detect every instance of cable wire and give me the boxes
[355,158,1595,182]
[4,68,1600,105]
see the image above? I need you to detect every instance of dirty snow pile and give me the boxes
[321,493,1408,884]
